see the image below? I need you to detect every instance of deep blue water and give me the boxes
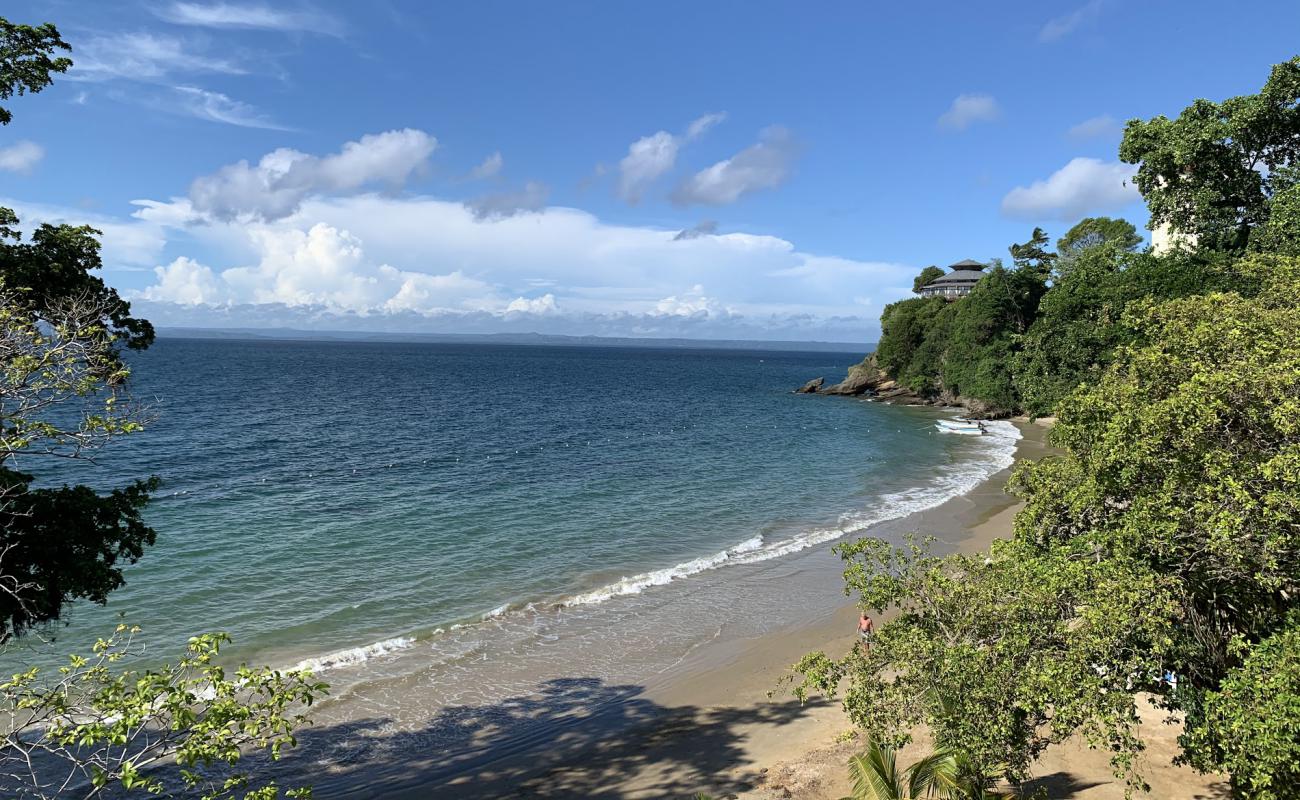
[15,338,1013,679]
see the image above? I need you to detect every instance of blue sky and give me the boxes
[2,0,1297,342]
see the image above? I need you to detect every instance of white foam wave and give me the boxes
[561,420,1020,608]
[289,635,416,674]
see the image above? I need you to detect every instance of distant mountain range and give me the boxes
[157,327,875,354]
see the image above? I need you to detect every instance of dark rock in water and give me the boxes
[822,356,887,396]
[795,377,825,393]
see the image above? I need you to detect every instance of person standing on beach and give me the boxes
[857,612,874,652]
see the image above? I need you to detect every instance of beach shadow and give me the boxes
[249,675,816,799]
[1019,771,1104,798]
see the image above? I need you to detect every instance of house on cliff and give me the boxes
[919,259,986,299]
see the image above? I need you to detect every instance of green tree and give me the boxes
[798,255,1300,795]
[0,212,158,641]
[912,266,944,294]
[1120,56,1300,252]
[1012,246,1243,417]
[1007,228,1056,276]
[0,16,71,126]
[1055,217,1142,262]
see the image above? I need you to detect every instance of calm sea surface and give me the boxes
[10,338,1017,746]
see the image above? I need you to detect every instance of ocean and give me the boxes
[12,337,1018,789]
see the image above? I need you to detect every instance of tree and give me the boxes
[1120,56,1300,252]
[1012,246,1243,417]
[0,625,327,799]
[1055,217,1142,261]
[1007,228,1056,276]
[0,213,157,641]
[797,255,1300,795]
[912,266,944,294]
[0,16,71,126]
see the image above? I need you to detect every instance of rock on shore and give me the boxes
[797,355,1011,419]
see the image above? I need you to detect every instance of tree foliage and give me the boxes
[800,255,1300,796]
[1120,56,1300,251]
[0,212,158,641]
[0,16,70,126]
[911,266,944,294]
[0,625,327,799]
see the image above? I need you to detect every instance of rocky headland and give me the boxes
[796,355,1011,419]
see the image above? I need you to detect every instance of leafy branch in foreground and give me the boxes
[0,625,328,799]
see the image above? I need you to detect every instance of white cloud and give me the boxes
[1039,0,1104,43]
[172,86,288,129]
[0,142,44,174]
[465,181,549,221]
[619,131,679,204]
[938,94,1000,131]
[654,285,728,317]
[672,126,797,206]
[2,197,167,268]
[1066,114,1120,140]
[145,223,495,313]
[1000,157,1139,220]
[685,112,726,140]
[69,32,245,81]
[617,113,725,203]
[129,191,914,338]
[506,294,558,314]
[188,129,438,221]
[469,151,504,180]
[156,2,343,35]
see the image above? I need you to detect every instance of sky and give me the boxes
[1,0,1297,342]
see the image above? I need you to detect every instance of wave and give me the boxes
[288,635,416,674]
[561,420,1020,607]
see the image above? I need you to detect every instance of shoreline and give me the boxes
[351,417,1223,799]
[306,420,1047,799]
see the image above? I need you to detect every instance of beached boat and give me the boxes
[935,418,985,435]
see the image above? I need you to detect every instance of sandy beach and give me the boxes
[379,419,1226,800]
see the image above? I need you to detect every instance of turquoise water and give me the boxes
[16,339,1015,690]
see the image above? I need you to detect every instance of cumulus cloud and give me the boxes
[673,220,718,240]
[1066,114,1120,140]
[654,285,728,317]
[155,2,343,35]
[1000,157,1139,220]
[938,94,1000,131]
[128,191,914,335]
[672,126,797,206]
[506,294,558,314]
[465,181,549,221]
[617,112,726,204]
[468,151,504,180]
[1039,0,1104,43]
[69,32,245,81]
[144,223,496,313]
[188,129,437,221]
[0,141,44,174]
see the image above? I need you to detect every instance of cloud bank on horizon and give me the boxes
[1,0,1191,342]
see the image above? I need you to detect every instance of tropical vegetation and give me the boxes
[798,56,1300,800]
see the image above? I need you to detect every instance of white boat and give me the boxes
[935,418,985,435]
